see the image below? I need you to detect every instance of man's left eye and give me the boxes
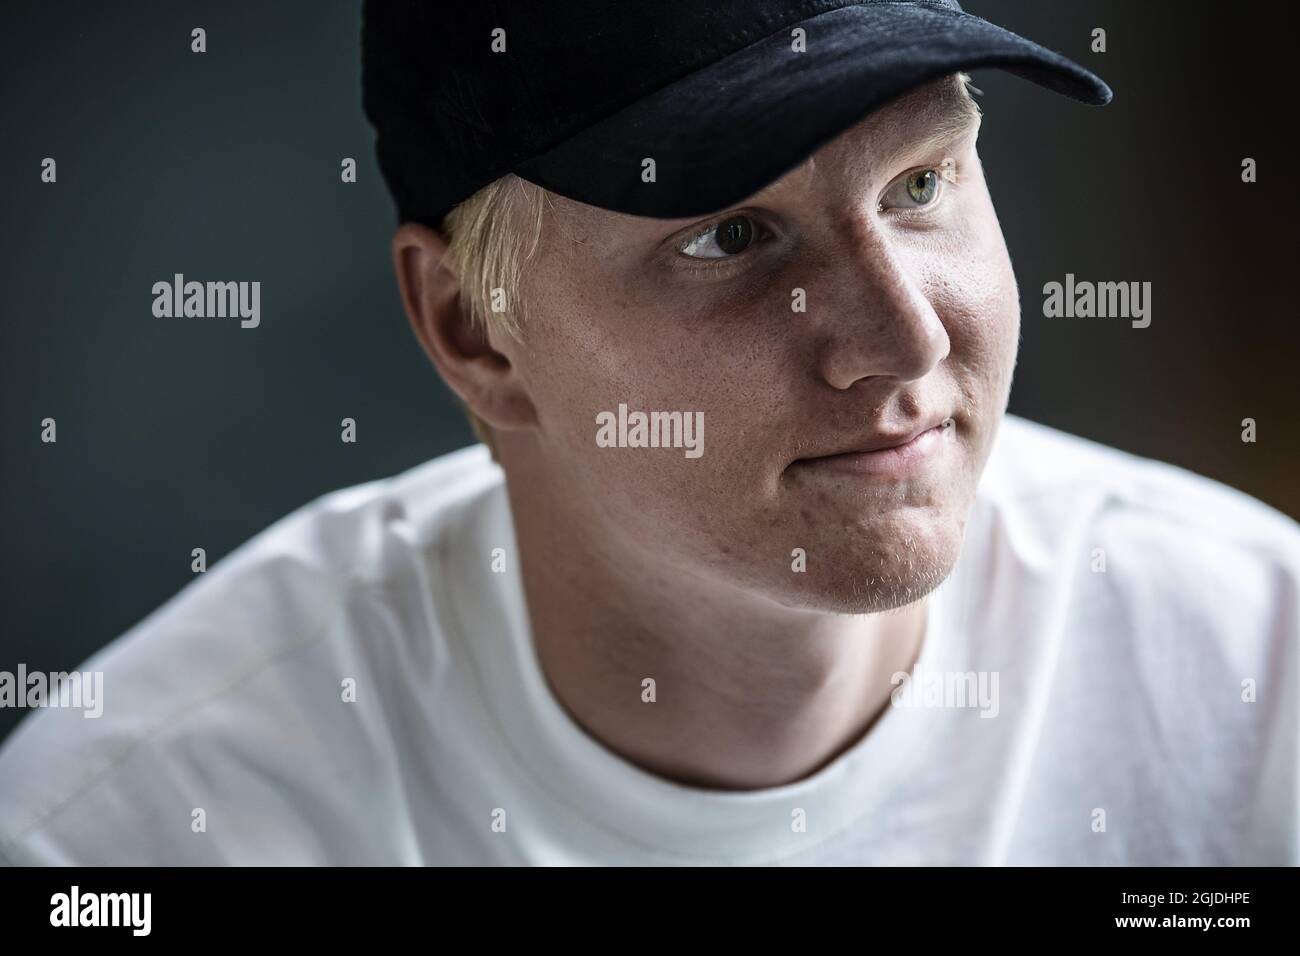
[679,215,759,259]
[878,168,943,211]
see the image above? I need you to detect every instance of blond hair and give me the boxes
[440,175,547,456]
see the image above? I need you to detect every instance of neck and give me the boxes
[502,457,928,791]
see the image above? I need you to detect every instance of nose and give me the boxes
[814,221,951,391]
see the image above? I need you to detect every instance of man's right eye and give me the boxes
[678,215,760,259]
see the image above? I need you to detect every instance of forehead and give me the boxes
[861,73,980,158]
[547,74,978,233]
[874,73,979,140]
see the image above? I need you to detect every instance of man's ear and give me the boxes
[390,223,537,433]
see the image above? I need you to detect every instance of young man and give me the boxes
[1,1,1296,865]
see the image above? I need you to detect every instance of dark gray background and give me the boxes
[2,1,1296,742]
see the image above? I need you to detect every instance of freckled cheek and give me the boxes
[915,251,1018,464]
[533,317,786,513]
[522,309,715,457]
[922,227,1018,363]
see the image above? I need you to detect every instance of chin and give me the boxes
[768,511,964,615]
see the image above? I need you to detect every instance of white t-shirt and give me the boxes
[1,415,1297,865]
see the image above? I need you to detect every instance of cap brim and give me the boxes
[514,3,1110,218]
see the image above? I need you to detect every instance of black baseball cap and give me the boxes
[362,0,1110,226]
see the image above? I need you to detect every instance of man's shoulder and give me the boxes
[0,443,505,863]
[986,414,1300,560]
[242,442,503,580]
[979,415,1299,661]
[978,419,1299,858]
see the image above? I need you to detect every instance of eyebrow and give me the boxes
[881,90,982,167]
[915,95,977,153]
[748,88,982,205]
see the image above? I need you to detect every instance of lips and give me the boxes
[787,417,954,479]
[794,418,951,463]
